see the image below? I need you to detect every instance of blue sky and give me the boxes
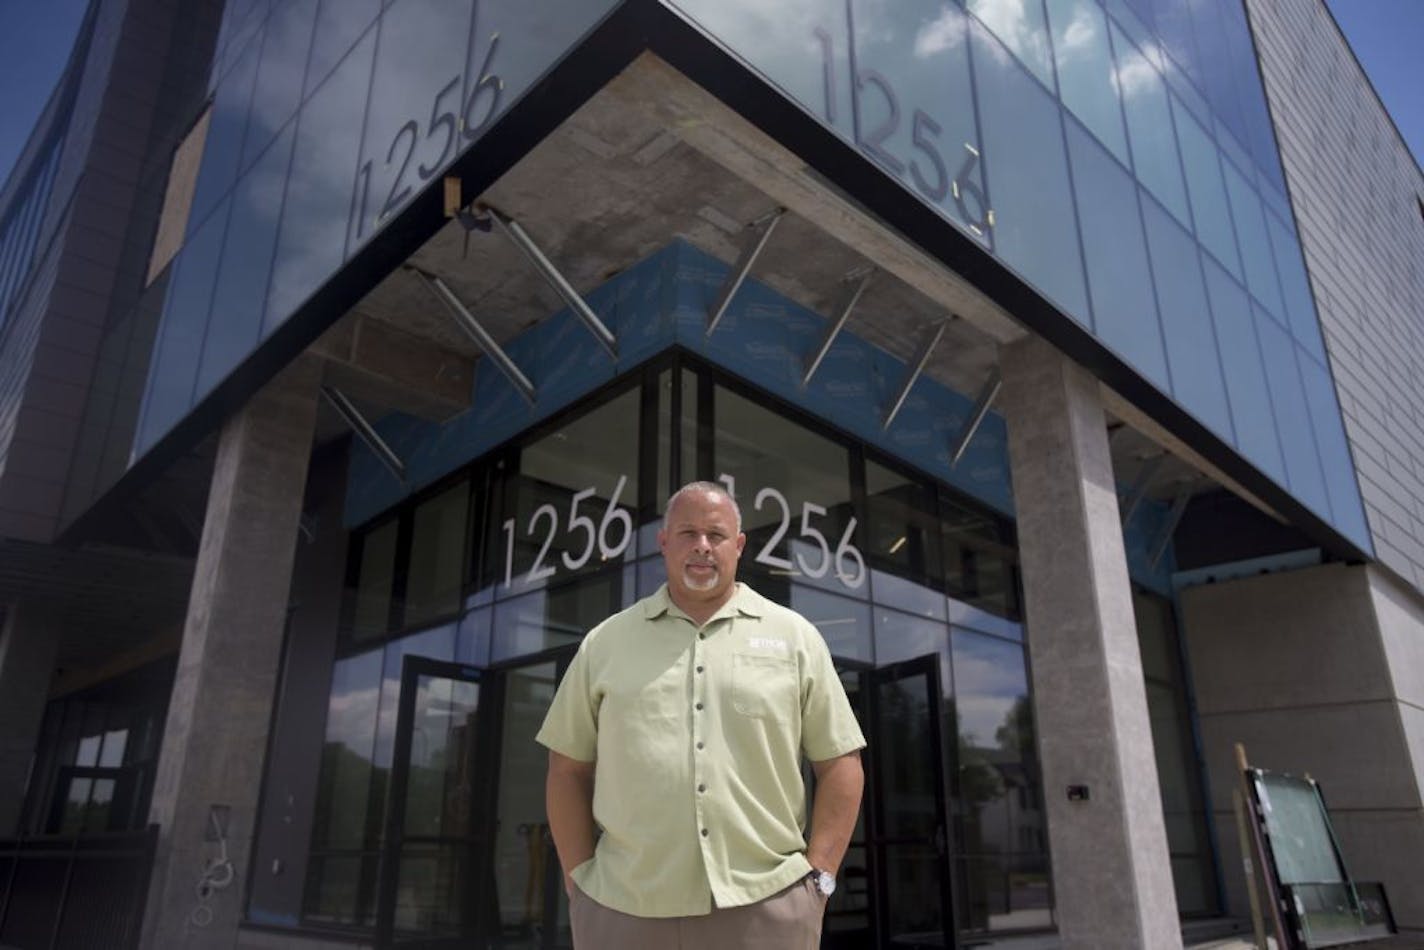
[1326,0,1424,166]
[0,1,1419,190]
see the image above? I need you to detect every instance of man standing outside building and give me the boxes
[536,481,866,948]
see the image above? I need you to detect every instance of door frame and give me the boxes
[373,656,498,948]
[865,652,958,949]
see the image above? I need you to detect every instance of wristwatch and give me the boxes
[808,867,836,898]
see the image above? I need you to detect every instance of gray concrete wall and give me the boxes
[1179,562,1424,930]
[1246,0,1424,589]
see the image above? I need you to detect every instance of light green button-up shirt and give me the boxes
[535,582,866,918]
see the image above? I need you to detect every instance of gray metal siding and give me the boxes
[1247,0,1424,589]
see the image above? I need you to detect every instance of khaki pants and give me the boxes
[569,877,825,949]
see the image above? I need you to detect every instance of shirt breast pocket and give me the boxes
[732,652,798,722]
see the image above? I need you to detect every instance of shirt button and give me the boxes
[696,665,704,674]
[696,741,704,750]
[698,633,705,640]
[695,702,703,711]
[701,828,709,837]
[698,784,706,793]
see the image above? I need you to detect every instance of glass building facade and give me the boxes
[12,0,1385,946]
[109,0,1366,561]
[291,354,1210,944]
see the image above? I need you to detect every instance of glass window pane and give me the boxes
[866,459,944,600]
[1265,210,1326,362]
[1141,192,1234,438]
[494,388,641,597]
[1148,0,1201,88]
[368,627,458,830]
[790,585,873,663]
[352,0,474,253]
[303,854,372,926]
[1047,0,1128,163]
[76,734,101,768]
[241,0,318,171]
[405,481,470,628]
[493,662,565,940]
[305,0,380,97]
[196,121,296,397]
[310,648,383,851]
[1201,256,1286,483]
[1221,157,1285,320]
[135,197,232,454]
[1132,590,1217,915]
[351,518,399,641]
[1299,356,1369,545]
[1065,120,1169,389]
[1111,20,1190,226]
[403,675,480,840]
[491,576,622,662]
[967,0,1053,87]
[1257,317,1329,516]
[188,34,261,235]
[1189,0,1244,144]
[1175,104,1242,280]
[849,0,986,234]
[942,495,1019,620]
[951,629,1030,767]
[61,777,94,834]
[98,729,128,768]
[714,385,856,597]
[264,27,376,333]
[970,20,1089,323]
[957,853,1053,934]
[874,608,952,694]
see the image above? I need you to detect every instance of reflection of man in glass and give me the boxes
[537,481,866,948]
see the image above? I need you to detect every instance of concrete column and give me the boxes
[0,601,59,835]
[1000,336,1181,949]
[141,356,321,949]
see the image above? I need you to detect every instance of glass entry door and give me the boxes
[869,654,956,949]
[374,657,498,947]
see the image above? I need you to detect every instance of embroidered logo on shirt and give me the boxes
[746,637,790,654]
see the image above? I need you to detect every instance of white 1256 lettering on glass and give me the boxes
[352,11,504,243]
[502,476,633,589]
[718,475,866,590]
[813,0,993,239]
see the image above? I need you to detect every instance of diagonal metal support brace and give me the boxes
[484,207,617,360]
[707,208,785,337]
[883,320,947,431]
[803,268,874,387]
[413,268,537,405]
[321,385,407,484]
[1120,453,1167,528]
[949,369,1001,468]
[1148,487,1192,570]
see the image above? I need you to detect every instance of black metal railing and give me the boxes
[0,825,158,950]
